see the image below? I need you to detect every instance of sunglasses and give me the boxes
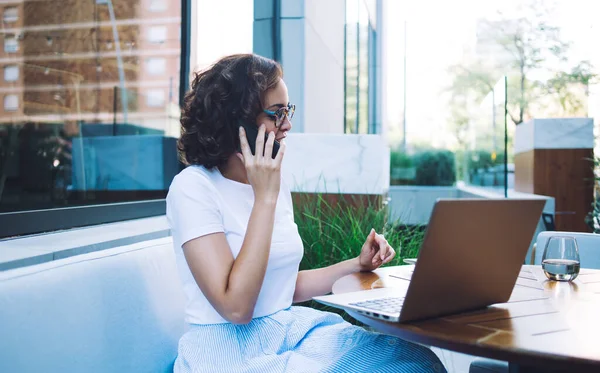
[263,103,295,127]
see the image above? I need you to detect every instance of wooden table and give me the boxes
[332,265,600,373]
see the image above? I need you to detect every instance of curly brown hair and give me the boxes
[178,54,283,169]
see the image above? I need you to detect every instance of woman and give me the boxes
[166,54,446,373]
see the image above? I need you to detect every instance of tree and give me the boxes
[447,0,595,131]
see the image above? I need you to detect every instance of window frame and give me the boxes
[0,0,192,239]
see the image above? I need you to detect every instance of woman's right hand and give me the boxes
[238,124,286,204]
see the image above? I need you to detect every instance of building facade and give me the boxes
[252,0,386,136]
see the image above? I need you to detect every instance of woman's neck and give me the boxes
[218,155,249,184]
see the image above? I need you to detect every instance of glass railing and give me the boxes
[462,76,511,196]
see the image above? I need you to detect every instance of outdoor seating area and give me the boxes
[2,228,600,372]
[2,0,600,372]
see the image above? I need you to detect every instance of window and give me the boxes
[3,6,18,23]
[4,94,18,111]
[0,0,188,238]
[148,26,167,44]
[148,0,167,12]
[146,89,165,107]
[4,35,18,53]
[145,57,166,76]
[4,65,19,81]
[344,0,375,135]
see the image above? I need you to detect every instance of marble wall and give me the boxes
[281,133,390,195]
[514,118,594,154]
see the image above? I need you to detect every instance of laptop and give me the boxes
[313,198,545,323]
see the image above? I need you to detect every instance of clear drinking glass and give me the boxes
[541,236,580,281]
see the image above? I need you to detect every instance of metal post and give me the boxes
[113,86,117,136]
[179,0,192,108]
[105,0,128,124]
[273,0,281,62]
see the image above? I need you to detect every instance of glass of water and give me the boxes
[542,236,580,281]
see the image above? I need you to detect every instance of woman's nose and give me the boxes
[280,116,292,132]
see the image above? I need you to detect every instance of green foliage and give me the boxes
[293,194,425,323]
[468,150,505,171]
[390,149,415,185]
[389,149,459,186]
[413,150,456,186]
[390,149,413,169]
[585,198,600,234]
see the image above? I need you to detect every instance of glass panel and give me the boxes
[388,0,596,193]
[345,0,375,135]
[466,77,510,194]
[0,0,182,213]
[357,0,369,134]
[344,0,359,134]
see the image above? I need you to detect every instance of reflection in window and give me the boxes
[4,94,18,111]
[0,1,183,214]
[345,0,358,134]
[357,1,369,134]
[148,26,167,44]
[146,57,166,75]
[146,89,165,107]
[344,0,375,134]
[4,65,19,82]
[3,7,18,23]
[148,0,167,12]
[4,35,18,53]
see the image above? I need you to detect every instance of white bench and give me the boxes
[0,237,186,373]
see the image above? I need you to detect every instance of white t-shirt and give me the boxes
[166,165,304,325]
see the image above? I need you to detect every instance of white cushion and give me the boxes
[0,237,186,373]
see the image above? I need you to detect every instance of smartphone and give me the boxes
[239,120,280,159]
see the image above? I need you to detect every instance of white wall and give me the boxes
[193,0,254,72]
[303,0,346,134]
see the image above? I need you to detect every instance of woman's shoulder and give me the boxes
[168,165,219,197]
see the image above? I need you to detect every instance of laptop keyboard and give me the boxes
[349,297,404,313]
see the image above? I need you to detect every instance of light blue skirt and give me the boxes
[174,306,446,373]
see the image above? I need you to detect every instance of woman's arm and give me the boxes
[183,127,286,324]
[184,199,277,324]
[292,258,361,303]
[293,229,396,303]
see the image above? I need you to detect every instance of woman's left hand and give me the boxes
[357,229,396,272]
